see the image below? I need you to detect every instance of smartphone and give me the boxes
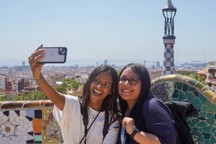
[37,47,67,63]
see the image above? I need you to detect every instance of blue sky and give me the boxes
[0,0,216,66]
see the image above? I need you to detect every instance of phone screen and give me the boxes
[37,47,67,63]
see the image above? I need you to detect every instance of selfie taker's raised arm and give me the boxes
[28,45,65,111]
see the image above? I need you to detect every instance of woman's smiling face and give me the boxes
[118,68,141,103]
[89,72,113,110]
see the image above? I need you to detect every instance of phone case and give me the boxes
[37,47,67,63]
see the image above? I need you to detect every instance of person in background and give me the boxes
[117,63,177,144]
[28,46,120,144]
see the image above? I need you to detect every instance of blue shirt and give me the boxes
[140,97,177,144]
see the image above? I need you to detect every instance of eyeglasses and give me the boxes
[93,78,111,89]
[119,77,139,85]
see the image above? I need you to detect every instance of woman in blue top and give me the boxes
[117,63,177,144]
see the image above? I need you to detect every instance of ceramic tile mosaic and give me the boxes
[151,74,216,144]
[0,100,63,144]
[42,109,63,143]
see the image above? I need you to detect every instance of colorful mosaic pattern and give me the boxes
[151,74,216,144]
[0,100,63,144]
[42,109,63,143]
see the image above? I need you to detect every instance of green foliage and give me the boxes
[176,71,207,84]
[0,96,7,101]
[55,84,66,94]
[13,91,48,101]
[63,78,81,89]
[55,78,82,93]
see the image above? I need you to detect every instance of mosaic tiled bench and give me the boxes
[151,74,216,144]
[0,100,63,144]
[0,74,215,144]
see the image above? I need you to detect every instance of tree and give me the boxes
[55,78,82,93]
[176,71,207,85]
[13,91,48,100]
[0,96,7,101]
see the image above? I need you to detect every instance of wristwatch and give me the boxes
[130,126,139,138]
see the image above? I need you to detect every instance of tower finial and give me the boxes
[163,0,176,10]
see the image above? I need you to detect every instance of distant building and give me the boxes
[104,59,108,65]
[206,66,216,92]
[22,61,25,67]
[0,75,6,90]
[18,78,25,92]
[198,61,216,92]
[156,61,160,68]
[198,67,208,80]
[5,78,12,91]
[75,64,79,68]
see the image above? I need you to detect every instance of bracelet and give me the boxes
[35,73,43,83]
[130,126,139,138]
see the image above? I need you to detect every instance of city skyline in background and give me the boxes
[0,0,215,67]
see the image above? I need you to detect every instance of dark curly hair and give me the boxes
[78,65,120,139]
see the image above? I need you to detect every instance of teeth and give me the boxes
[94,89,102,94]
[122,89,131,93]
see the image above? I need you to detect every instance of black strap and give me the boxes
[78,96,109,144]
[79,109,101,144]
[103,110,109,140]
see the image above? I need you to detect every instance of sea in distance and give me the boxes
[0,59,149,67]
[0,59,205,67]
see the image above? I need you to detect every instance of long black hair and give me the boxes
[79,65,119,139]
[118,63,151,143]
[118,63,151,115]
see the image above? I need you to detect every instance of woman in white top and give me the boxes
[28,46,120,144]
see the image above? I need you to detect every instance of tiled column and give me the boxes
[163,38,175,75]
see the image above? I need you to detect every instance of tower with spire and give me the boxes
[162,0,177,75]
